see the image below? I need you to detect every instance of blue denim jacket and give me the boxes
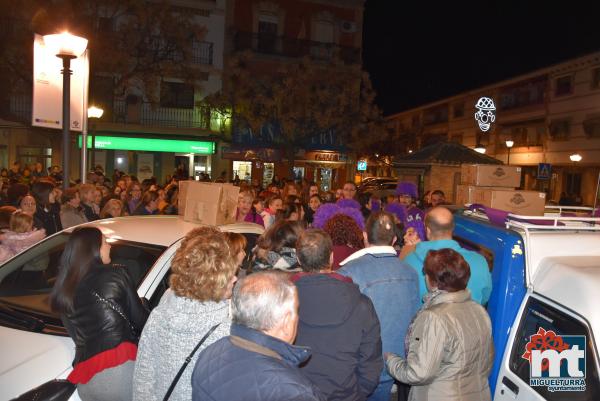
[339,249,419,383]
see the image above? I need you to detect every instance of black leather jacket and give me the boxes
[62,264,149,365]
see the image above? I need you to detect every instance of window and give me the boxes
[257,15,278,54]
[566,173,582,197]
[549,119,571,141]
[0,233,165,330]
[591,67,600,89]
[508,296,600,400]
[452,235,494,272]
[192,41,213,65]
[17,146,52,171]
[453,102,465,118]
[583,117,600,138]
[160,82,194,109]
[555,75,573,97]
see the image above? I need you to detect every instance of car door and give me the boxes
[495,293,600,400]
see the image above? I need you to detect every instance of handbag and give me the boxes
[92,291,140,339]
[10,379,76,401]
[162,323,221,401]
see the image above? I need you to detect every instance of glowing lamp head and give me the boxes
[570,153,582,162]
[505,140,514,148]
[43,32,88,58]
[88,106,104,119]
[474,144,486,154]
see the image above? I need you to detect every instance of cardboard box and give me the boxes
[461,164,522,188]
[456,184,478,206]
[180,181,240,225]
[471,188,546,216]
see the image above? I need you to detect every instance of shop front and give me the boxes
[78,134,215,183]
[221,146,282,185]
[294,150,350,192]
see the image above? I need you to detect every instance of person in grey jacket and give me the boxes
[385,248,493,401]
[132,226,239,401]
[60,187,87,229]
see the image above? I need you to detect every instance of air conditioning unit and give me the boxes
[340,20,357,33]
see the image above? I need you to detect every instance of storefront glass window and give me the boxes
[233,161,252,182]
[293,167,304,182]
[320,168,332,192]
[263,163,274,186]
[17,146,52,171]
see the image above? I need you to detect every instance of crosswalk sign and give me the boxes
[537,163,551,180]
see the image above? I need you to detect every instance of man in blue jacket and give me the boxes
[339,211,420,401]
[404,206,493,305]
[191,271,325,401]
[292,229,383,401]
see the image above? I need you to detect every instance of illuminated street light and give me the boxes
[570,153,582,162]
[474,143,486,154]
[43,31,88,189]
[505,140,514,165]
[87,106,104,174]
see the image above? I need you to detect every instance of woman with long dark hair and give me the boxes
[31,181,62,235]
[50,227,149,401]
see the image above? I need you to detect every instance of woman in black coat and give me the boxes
[30,181,62,235]
[50,227,149,401]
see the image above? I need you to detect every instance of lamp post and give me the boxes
[505,140,514,165]
[43,32,88,189]
[87,106,104,173]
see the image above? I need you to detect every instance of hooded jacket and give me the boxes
[404,239,492,305]
[291,272,383,401]
[0,229,46,263]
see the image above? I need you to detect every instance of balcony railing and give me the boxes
[112,99,213,129]
[2,95,224,131]
[234,31,361,65]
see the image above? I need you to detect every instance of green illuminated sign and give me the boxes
[78,135,215,154]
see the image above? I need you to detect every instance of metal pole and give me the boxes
[60,55,75,190]
[91,122,96,172]
[593,170,600,214]
[81,125,88,184]
[507,147,511,165]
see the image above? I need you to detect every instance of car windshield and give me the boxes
[0,233,166,333]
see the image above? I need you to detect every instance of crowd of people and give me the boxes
[1,161,495,401]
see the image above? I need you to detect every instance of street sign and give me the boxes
[357,160,367,171]
[537,163,551,180]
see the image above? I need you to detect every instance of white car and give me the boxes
[0,216,264,401]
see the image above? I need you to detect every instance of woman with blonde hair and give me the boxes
[100,199,126,219]
[133,227,238,401]
[235,191,264,226]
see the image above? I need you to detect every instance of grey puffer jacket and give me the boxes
[386,289,493,401]
[133,289,231,401]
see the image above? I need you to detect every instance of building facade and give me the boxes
[223,0,365,190]
[1,0,229,184]
[385,52,600,206]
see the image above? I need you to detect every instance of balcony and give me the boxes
[2,95,225,132]
[233,31,361,65]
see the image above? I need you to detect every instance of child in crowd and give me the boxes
[0,211,46,263]
[262,196,283,229]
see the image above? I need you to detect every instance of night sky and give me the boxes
[363,1,600,115]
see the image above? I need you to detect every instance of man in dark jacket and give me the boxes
[292,229,383,401]
[192,271,325,401]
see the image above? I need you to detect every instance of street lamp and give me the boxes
[87,106,104,173]
[43,32,88,189]
[570,153,582,162]
[505,140,514,165]
[474,143,486,154]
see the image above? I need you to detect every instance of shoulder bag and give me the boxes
[162,323,221,401]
